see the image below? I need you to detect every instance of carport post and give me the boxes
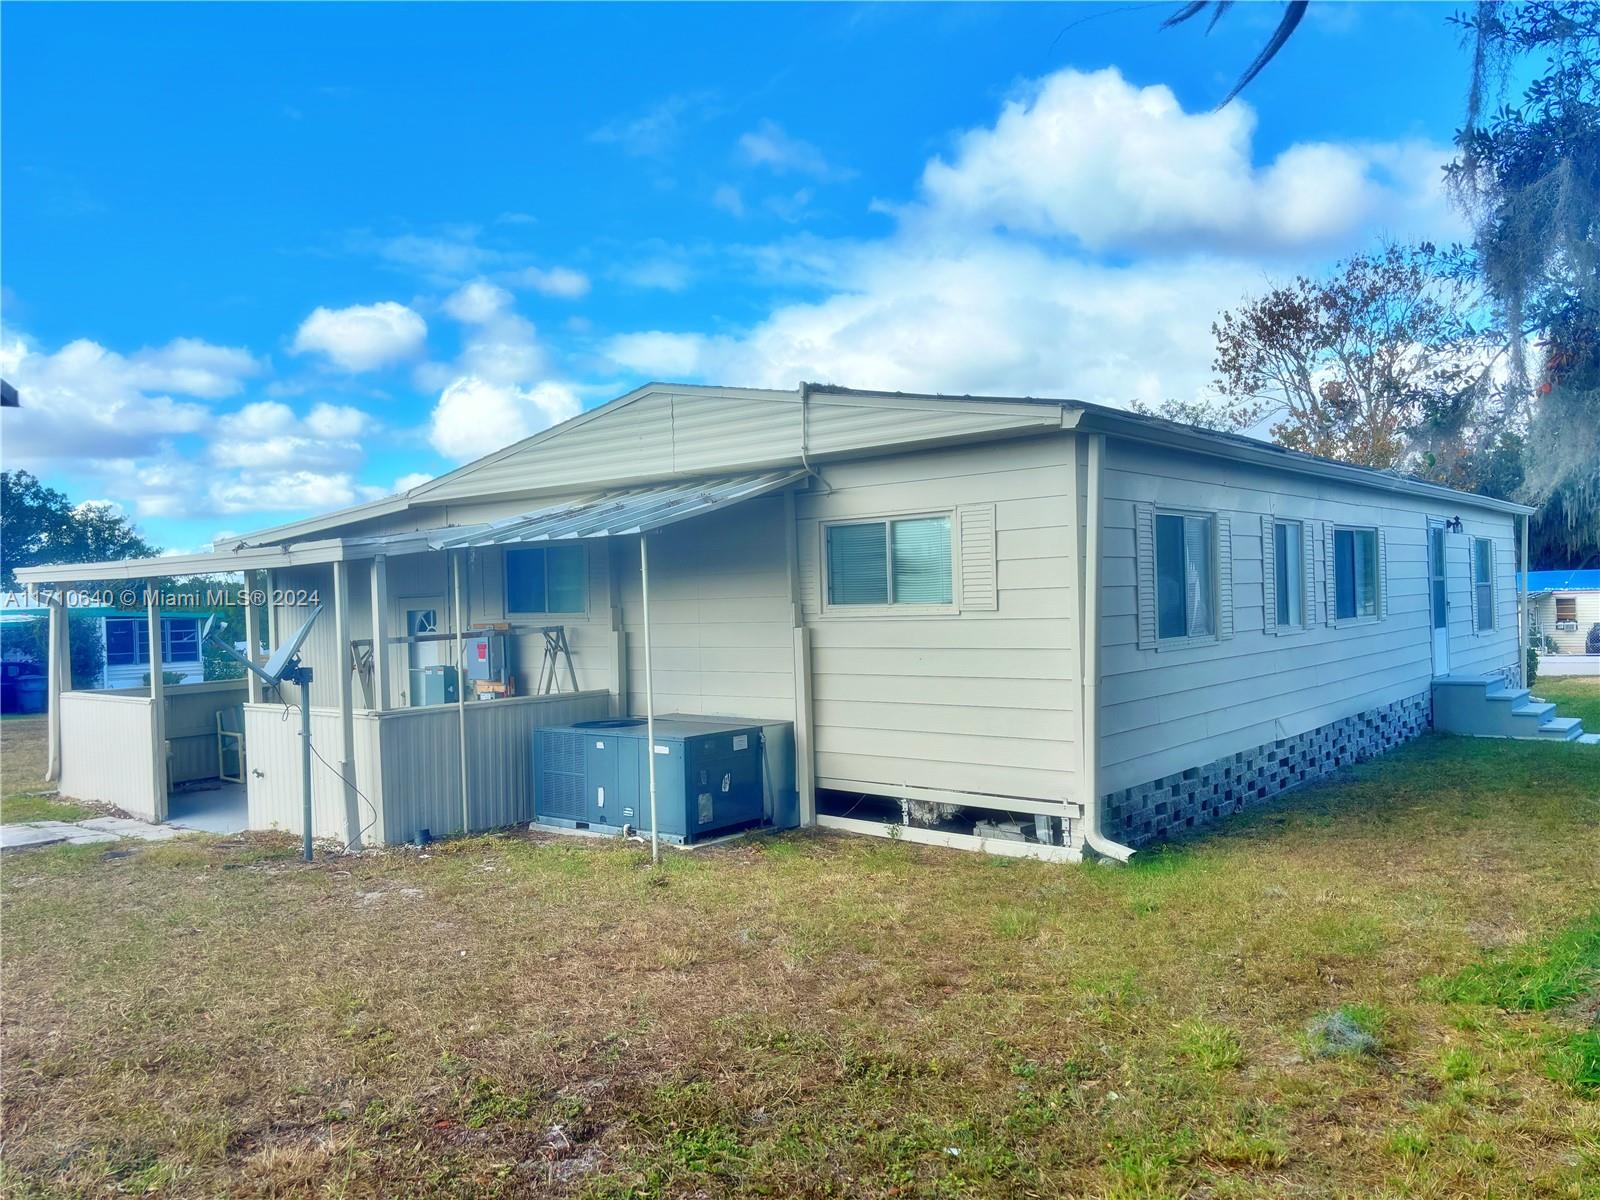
[640,533,660,865]
[452,549,470,835]
[45,593,66,781]
[148,584,168,821]
[243,573,263,704]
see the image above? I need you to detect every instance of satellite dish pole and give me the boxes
[204,604,324,862]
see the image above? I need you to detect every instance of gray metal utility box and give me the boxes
[534,715,797,843]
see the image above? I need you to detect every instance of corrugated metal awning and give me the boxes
[427,469,809,549]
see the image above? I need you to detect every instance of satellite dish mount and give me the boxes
[204,605,323,861]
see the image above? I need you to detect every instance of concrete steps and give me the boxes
[1432,675,1589,742]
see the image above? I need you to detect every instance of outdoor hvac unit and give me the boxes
[534,716,797,844]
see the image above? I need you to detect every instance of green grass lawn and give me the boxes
[0,714,90,823]
[1,731,1597,1198]
[1536,675,1600,730]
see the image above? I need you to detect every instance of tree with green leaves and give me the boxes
[1205,245,1498,469]
[0,471,159,589]
[1448,0,1600,565]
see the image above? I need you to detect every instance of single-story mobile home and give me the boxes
[1525,568,1600,677]
[19,383,1587,859]
[1,592,217,711]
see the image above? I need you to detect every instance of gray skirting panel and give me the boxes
[1101,692,1433,846]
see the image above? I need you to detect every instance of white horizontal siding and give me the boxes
[1098,438,1520,794]
[1531,589,1600,654]
[798,437,1079,802]
[616,494,796,723]
[416,388,1063,505]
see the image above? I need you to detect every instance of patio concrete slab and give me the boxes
[167,782,248,834]
[76,817,181,841]
[0,824,71,851]
[1,821,123,850]
[1,799,244,854]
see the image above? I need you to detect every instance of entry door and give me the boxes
[401,601,446,705]
[1428,523,1450,675]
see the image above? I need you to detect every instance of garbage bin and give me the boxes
[15,675,47,713]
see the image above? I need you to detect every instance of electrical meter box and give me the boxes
[462,631,508,684]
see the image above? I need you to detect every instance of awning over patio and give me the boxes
[426,469,809,549]
[14,470,810,585]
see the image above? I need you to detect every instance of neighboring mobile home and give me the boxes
[20,383,1567,859]
[1525,569,1600,677]
[1,593,216,707]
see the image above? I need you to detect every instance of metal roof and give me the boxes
[428,469,809,549]
[1523,569,1600,593]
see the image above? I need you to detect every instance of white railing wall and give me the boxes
[243,690,611,846]
[243,702,383,844]
[58,691,158,819]
[377,690,611,844]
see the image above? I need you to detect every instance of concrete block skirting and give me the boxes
[1102,692,1434,847]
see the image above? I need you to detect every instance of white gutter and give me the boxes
[1080,433,1135,863]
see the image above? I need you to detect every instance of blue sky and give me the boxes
[2,2,1475,554]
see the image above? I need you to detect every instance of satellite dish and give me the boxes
[203,604,322,687]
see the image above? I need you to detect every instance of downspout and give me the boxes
[798,381,812,476]
[1081,432,1136,863]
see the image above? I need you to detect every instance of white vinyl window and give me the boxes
[1155,512,1216,641]
[1333,528,1380,621]
[104,617,202,666]
[825,515,953,608]
[1473,537,1495,632]
[1274,520,1306,628]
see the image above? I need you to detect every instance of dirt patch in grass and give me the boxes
[2,734,1598,1197]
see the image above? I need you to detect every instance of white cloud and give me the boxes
[738,120,847,180]
[591,93,716,158]
[607,238,1255,403]
[370,227,497,279]
[605,66,1467,409]
[442,279,514,324]
[394,471,433,494]
[291,301,427,371]
[506,266,591,299]
[209,399,372,472]
[712,184,745,218]
[305,402,370,439]
[606,331,709,378]
[0,334,257,465]
[621,257,692,292]
[913,67,1458,254]
[428,376,580,461]
[210,470,385,514]
[126,338,264,398]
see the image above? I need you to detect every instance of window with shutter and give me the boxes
[823,514,954,610]
[1473,537,1494,632]
[1331,527,1381,623]
[1146,508,1222,646]
[1265,518,1307,632]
